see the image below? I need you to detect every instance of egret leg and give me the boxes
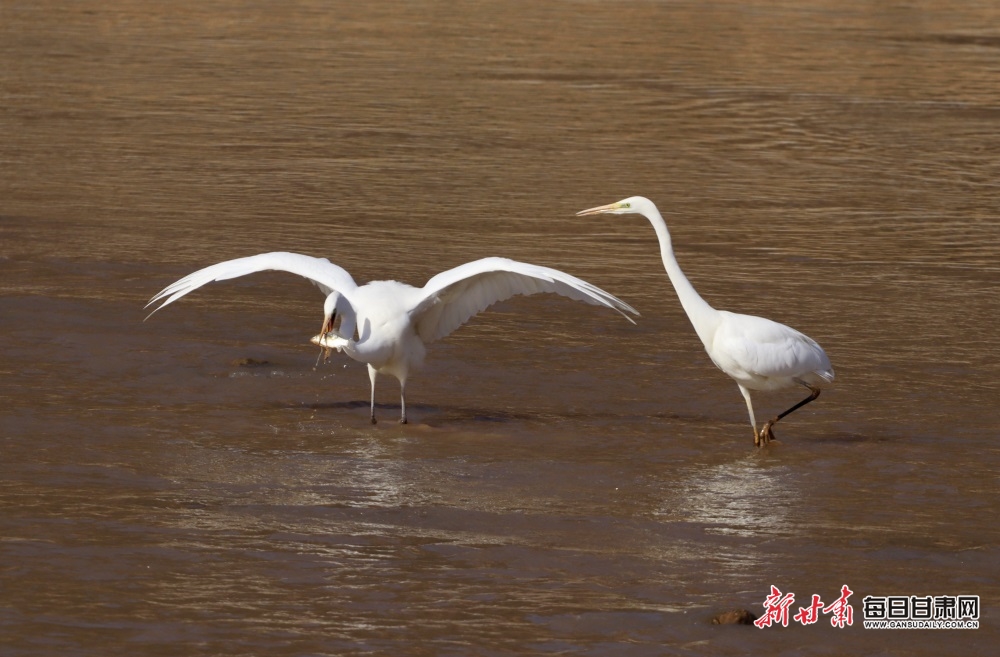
[759,384,821,443]
[399,379,407,425]
[738,385,760,447]
[367,365,378,425]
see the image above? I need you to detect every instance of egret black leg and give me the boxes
[759,385,821,443]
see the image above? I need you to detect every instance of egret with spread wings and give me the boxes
[146,252,638,424]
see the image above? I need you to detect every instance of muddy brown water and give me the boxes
[2,1,999,655]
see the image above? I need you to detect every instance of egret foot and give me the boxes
[370,416,377,425]
[759,421,777,445]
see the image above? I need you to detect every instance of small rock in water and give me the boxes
[232,358,270,368]
[711,609,757,625]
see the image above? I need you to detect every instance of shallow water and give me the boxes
[2,1,999,654]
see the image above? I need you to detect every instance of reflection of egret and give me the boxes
[673,460,795,538]
[578,197,833,446]
[147,252,638,424]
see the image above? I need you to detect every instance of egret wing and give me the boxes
[145,252,358,317]
[410,257,638,343]
[716,312,834,382]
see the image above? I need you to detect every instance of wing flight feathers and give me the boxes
[145,252,357,318]
[411,257,637,343]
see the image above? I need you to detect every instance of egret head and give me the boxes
[321,291,341,334]
[576,196,651,217]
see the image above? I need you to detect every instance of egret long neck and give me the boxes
[643,207,721,347]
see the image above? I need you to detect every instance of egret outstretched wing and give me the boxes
[409,256,638,343]
[145,251,358,317]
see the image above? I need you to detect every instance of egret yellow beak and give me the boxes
[320,313,336,335]
[576,201,624,216]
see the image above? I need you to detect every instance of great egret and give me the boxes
[146,252,638,424]
[577,197,833,446]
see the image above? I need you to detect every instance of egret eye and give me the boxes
[624,202,631,208]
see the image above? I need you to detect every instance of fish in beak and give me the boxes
[314,312,336,364]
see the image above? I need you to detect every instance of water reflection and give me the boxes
[669,458,797,539]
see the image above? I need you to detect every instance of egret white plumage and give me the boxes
[146,252,638,424]
[577,197,833,446]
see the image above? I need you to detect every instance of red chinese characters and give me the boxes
[757,585,854,628]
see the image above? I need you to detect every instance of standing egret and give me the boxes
[577,197,833,446]
[146,252,638,424]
